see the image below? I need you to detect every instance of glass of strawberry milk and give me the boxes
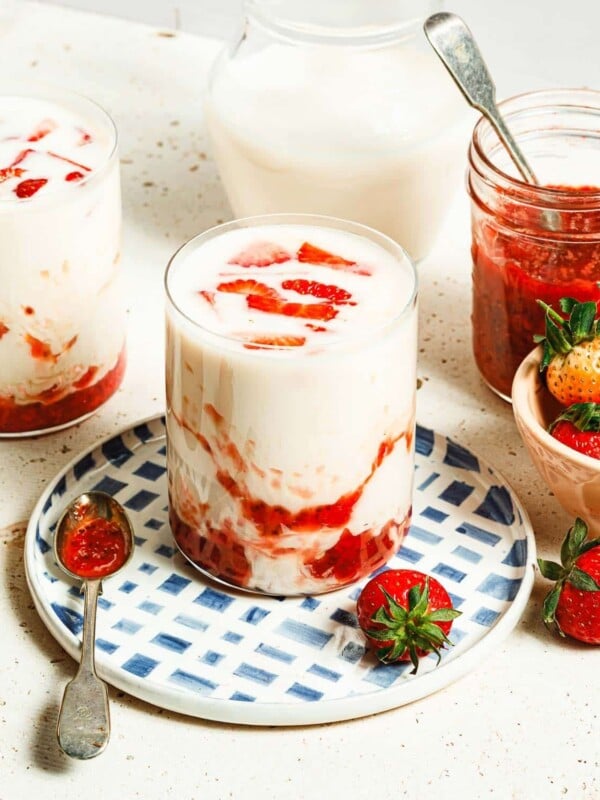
[165,214,417,595]
[0,84,124,436]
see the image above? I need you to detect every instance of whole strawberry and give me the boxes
[356,569,461,671]
[549,402,600,459]
[537,517,600,644]
[535,297,600,405]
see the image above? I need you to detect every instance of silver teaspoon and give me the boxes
[424,12,538,184]
[54,491,134,760]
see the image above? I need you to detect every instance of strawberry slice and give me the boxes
[247,295,338,321]
[47,151,91,173]
[15,178,48,198]
[297,242,356,267]
[0,167,24,183]
[297,242,371,275]
[217,279,337,321]
[244,335,306,350]
[65,171,85,182]
[9,148,34,168]
[281,279,352,304]
[228,241,291,268]
[198,290,215,306]
[27,119,57,142]
[217,279,280,299]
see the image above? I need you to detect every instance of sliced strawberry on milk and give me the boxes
[217,279,338,321]
[216,279,280,299]
[228,241,291,268]
[297,242,371,275]
[14,178,48,199]
[247,295,338,321]
[27,119,57,142]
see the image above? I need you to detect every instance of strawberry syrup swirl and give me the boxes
[0,347,126,433]
[169,403,412,591]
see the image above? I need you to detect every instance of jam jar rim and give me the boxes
[469,87,600,211]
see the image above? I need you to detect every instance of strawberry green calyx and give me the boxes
[534,297,599,371]
[366,578,461,671]
[548,402,600,434]
[537,517,600,635]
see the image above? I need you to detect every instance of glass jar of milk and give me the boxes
[206,0,469,262]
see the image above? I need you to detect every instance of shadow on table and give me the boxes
[2,522,74,773]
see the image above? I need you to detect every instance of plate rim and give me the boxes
[24,414,537,727]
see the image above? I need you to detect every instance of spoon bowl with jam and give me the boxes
[54,491,134,760]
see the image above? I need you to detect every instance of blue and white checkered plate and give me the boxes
[25,415,535,726]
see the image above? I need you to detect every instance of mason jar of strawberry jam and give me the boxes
[468,89,600,401]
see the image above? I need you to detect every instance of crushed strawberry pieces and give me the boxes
[0,322,9,339]
[281,278,353,305]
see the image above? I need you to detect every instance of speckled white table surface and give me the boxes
[0,3,598,799]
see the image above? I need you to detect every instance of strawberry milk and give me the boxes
[165,215,418,595]
[206,42,468,262]
[0,88,124,435]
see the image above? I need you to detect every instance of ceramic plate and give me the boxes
[25,416,535,726]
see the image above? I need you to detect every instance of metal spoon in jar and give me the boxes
[424,12,539,183]
[424,12,559,230]
[54,491,134,760]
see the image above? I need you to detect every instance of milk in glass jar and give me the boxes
[206,0,469,261]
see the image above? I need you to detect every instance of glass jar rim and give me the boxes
[0,79,118,210]
[164,213,418,355]
[244,0,441,46]
[469,87,600,207]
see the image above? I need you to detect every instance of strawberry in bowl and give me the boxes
[536,297,600,405]
[512,298,600,536]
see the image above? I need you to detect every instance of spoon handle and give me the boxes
[424,12,538,184]
[57,579,110,759]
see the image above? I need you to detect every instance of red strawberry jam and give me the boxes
[471,186,600,399]
[60,516,129,579]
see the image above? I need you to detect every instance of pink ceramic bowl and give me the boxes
[512,346,600,535]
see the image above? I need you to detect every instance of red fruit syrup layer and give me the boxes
[0,347,126,434]
[472,186,600,398]
[168,404,413,592]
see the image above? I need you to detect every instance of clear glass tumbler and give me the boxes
[165,213,418,595]
[0,83,125,436]
[468,89,600,401]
